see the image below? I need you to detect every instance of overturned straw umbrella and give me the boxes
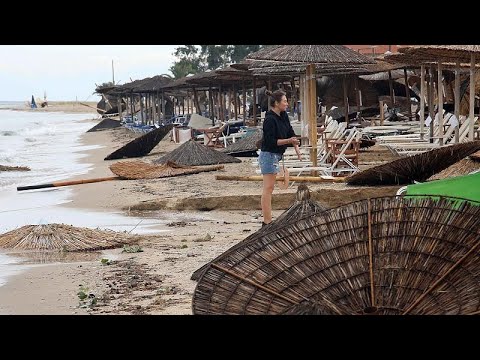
[110,160,224,179]
[0,224,138,252]
[190,184,327,281]
[346,141,480,186]
[192,196,480,315]
[470,150,480,162]
[87,118,122,132]
[104,124,173,160]
[428,157,480,180]
[220,129,263,157]
[0,165,30,172]
[154,139,241,166]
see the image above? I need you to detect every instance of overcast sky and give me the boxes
[0,45,179,102]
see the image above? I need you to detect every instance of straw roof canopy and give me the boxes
[383,52,480,69]
[154,139,241,166]
[191,184,327,281]
[399,45,480,63]
[346,141,480,186]
[108,75,173,95]
[470,150,480,162]
[246,45,376,65]
[192,196,480,315]
[104,124,173,160]
[87,118,122,133]
[109,160,224,180]
[220,129,263,156]
[0,224,138,252]
[428,158,480,181]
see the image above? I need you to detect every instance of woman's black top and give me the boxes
[261,110,296,155]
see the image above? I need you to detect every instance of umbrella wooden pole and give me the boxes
[469,54,476,141]
[420,65,425,140]
[216,175,346,183]
[454,62,460,143]
[17,176,120,191]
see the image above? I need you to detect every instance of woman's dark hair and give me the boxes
[265,89,286,108]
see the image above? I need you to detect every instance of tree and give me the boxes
[169,45,264,78]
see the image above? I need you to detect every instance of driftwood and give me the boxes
[104,124,173,160]
[0,165,30,172]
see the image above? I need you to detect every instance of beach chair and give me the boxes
[199,122,229,148]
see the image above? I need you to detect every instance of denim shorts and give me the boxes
[258,151,283,174]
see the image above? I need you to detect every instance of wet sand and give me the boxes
[0,121,400,314]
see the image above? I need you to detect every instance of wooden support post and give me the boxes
[354,76,361,115]
[233,84,238,120]
[117,96,122,121]
[470,54,476,141]
[420,65,425,140]
[242,79,247,125]
[379,100,384,126]
[438,62,444,146]
[193,87,201,116]
[252,78,257,125]
[161,91,165,121]
[290,77,296,118]
[388,70,395,107]
[209,86,214,125]
[404,67,412,120]
[429,66,435,142]
[454,62,460,143]
[343,75,349,126]
[307,64,317,174]
[139,94,145,125]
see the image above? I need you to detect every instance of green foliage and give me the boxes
[169,45,264,78]
[100,258,112,265]
[122,244,143,253]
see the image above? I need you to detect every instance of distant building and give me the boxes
[345,45,403,57]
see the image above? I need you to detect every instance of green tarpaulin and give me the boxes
[405,171,480,205]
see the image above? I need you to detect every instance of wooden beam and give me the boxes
[209,85,214,125]
[388,70,395,107]
[139,94,145,125]
[343,75,349,126]
[252,78,257,125]
[242,78,247,125]
[420,65,425,140]
[429,66,435,142]
[193,87,201,115]
[307,64,318,174]
[404,67,412,120]
[354,76,361,114]
[454,62,460,143]
[290,77,296,118]
[233,84,238,120]
[437,61,443,146]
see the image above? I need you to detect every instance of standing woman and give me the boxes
[259,89,301,226]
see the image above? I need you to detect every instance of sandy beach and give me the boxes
[0,111,401,315]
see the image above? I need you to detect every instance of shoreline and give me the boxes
[0,118,402,314]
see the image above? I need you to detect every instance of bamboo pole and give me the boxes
[454,62,460,143]
[215,175,346,183]
[420,65,425,140]
[17,176,120,191]
[438,61,444,146]
[470,54,476,141]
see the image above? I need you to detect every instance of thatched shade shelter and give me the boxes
[154,139,241,166]
[87,118,122,132]
[220,129,263,157]
[346,141,480,186]
[104,124,173,160]
[0,224,138,252]
[109,160,224,179]
[192,196,480,315]
[191,184,327,281]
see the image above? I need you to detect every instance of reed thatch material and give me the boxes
[86,118,122,132]
[246,45,376,65]
[104,124,173,160]
[0,165,30,172]
[282,300,343,315]
[428,158,480,181]
[154,139,241,166]
[192,196,480,315]
[346,141,480,186]
[470,151,480,162]
[0,224,138,252]
[190,185,327,281]
[399,45,480,63]
[221,129,263,156]
[109,160,224,180]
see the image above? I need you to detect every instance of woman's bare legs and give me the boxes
[261,173,276,224]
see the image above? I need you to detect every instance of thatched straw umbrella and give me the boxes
[154,139,241,166]
[0,224,138,252]
[428,158,480,180]
[87,118,122,133]
[470,151,480,162]
[109,160,224,179]
[192,196,480,315]
[104,124,173,160]
[190,184,327,281]
[220,129,263,157]
[346,141,480,186]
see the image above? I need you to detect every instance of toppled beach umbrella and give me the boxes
[221,129,263,157]
[0,165,30,172]
[0,224,139,251]
[110,160,224,180]
[190,184,327,281]
[428,157,480,180]
[346,141,480,186]
[192,196,480,315]
[470,150,480,162]
[105,124,173,160]
[154,139,241,166]
[87,118,122,132]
